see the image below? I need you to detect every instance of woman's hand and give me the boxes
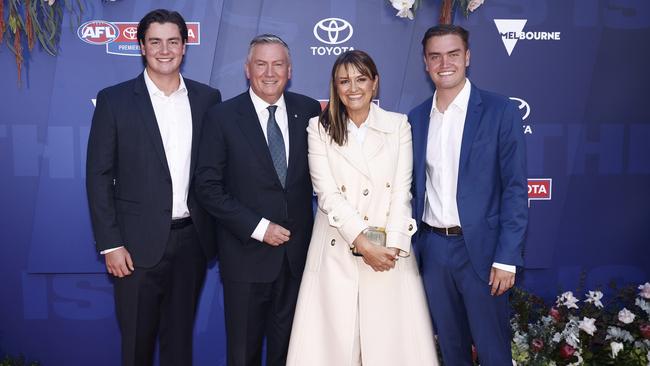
[352,234,399,272]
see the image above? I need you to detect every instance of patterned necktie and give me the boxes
[266,105,287,187]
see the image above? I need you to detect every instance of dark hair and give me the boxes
[247,34,291,63]
[321,50,379,146]
[421,24,469,53]
[137,9,188,46]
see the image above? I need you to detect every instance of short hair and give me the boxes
[421,24,469,53]
[137,9,188,45]
[246,34,291,63]
[321,50,379,146]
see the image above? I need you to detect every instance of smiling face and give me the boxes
[334,64,377,122]
[245,43,291,104]
[140,22,186,79]
[423,34,470,97]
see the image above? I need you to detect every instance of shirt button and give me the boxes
[362,189,369,196]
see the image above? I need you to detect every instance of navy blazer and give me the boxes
[195,91,321,283]
[86,73,222,267]
[409,84,528,282]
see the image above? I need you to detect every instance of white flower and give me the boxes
[467,0,484,12]
[636,298,650,315]
[556,291,579,309]
[584,290,604,308]
[578,317,597,336]
[390,0,415,20]
[639,282,650,299]
[47,0,55,5]
[607,326,635,342]
[610,341,623,358]
[618,307,636,324]
[552,332,562,343]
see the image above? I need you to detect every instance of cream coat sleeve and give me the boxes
[307,117,368,246]
[385,116,417,256]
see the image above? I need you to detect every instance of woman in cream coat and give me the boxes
[287,50,438,366]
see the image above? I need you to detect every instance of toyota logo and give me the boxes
[313,18,353,45]
[122,26,138,40]
[509,97,530,120]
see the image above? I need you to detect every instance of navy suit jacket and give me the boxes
[409,84,528,282]
[86,73,222,267]
[195,91,321,283]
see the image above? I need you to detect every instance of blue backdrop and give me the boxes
[1,0,649,364]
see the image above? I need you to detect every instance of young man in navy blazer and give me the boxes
[409,25,528,366]
[86,9,221,365]
[194,34,320,366]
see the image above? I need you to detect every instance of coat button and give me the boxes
[341,185,346,192]
[362,188,369,196]
[330,239,336,246]
[333,216,339,222]
[363,216,368,221]
[408,224,414,231]
[385,182,391,188]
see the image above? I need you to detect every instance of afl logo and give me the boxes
[77,20,119,45]
[313,18,353,45]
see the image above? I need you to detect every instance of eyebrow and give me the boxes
[147,37,182,42]
[427,48,462,56]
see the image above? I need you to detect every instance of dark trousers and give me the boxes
[113,223,207,366]
[417,230,512,366]
[221,257,301,366]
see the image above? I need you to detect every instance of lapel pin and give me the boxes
[294,114,298,118]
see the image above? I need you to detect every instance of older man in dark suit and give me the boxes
[195,34,320,366]
[86,9,221,365]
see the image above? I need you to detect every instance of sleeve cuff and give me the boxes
[100,246,124,255]
[251,218,270,242]
[492,262,516,273]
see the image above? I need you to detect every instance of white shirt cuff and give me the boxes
[251,218,270,242]
[100,246,124,255]
[492,262,516,273]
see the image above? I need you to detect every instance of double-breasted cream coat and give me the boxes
[287,104,439,366]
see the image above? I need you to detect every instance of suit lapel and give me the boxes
[285,95,301,187]
[235,94,280,184]
[412,97,432,200]
[458,86,483,173]
[187,81,201,176]
[133,74,171,176]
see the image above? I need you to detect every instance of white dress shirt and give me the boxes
[249,88,290,242]
[347,118,369,145]
[423,78,515,273]
[102,70,193,255]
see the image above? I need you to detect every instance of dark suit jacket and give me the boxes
[86,73,222,268]
[195,91,321,283]
[409,84,528,282]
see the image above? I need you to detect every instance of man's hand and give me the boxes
[263,223,290,246]
[489,267,515,296]
[105,247,134,278]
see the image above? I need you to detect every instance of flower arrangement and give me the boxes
[388,0,484,23]
[1,0,84,85]
[510,283,650,365]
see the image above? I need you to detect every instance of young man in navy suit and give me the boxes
[409,25,528,366]
[86,9,221,365]
[194,34,320,366]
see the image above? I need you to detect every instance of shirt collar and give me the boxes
[249,88,286,115]
[143,69,187,97]
[430,78,471,116]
